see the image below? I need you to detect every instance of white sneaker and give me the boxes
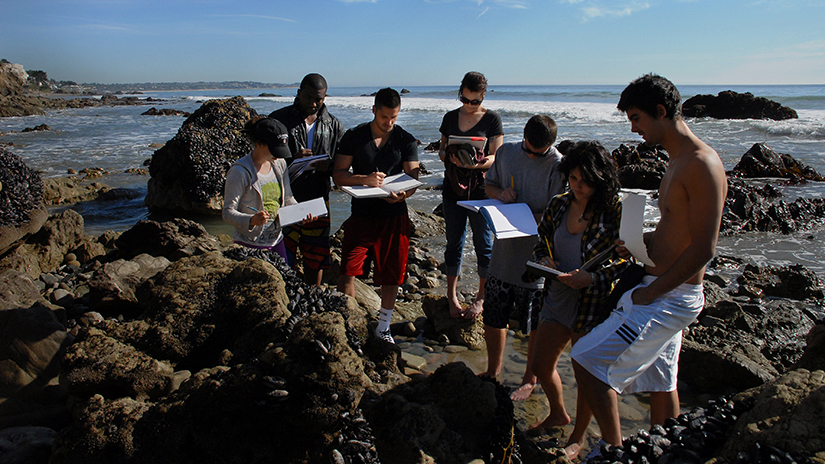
[375,328,395,344]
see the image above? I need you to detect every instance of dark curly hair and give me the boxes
[559,141,620,213]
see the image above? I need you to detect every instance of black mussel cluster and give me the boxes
[586,396,754,464]
[329,410,380,464]
[0,147,44,227]
[222,247,358,349]
[734,442,816,464]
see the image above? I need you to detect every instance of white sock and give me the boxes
[376,307,394,333]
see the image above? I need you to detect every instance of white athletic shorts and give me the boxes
[570,275,704,394]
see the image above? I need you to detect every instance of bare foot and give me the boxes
[529,412,572,432]
[448,297,463,318]
[564,442,583,461]
[509,382,536,401]
[464,298,484,319]
[477,370,498,380]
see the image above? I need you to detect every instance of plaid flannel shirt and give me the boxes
[534,192,628,332]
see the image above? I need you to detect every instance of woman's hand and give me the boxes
[558,269,593,289]
[538,256,557,268]
[300,214,316,226]
[250,210,270,226]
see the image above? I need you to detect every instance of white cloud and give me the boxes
[492,0,529,8]
[478,6,490,17]
[578,2,651,21]
[209,14,296,23]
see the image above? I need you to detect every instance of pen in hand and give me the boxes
[544,236,554,262]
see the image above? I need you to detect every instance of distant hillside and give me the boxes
[86,81,300,93]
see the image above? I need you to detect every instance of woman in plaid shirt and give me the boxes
[528,141,628,459]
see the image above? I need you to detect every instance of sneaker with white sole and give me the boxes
[375,329,395,344]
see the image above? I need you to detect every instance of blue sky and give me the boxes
[2,0,823,86]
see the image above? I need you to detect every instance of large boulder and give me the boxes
[0,148,47,255]
[721,369,825,461]
[0,209,93,278]
[84,253,171,319]
[51,248,411,464]
[144,96,257,214]
[0,304,73,400]
[0,61,27,96]
[680,264,820,390]
[0,269,55,312]
[114,217,223,261]
[729,143,824,181]
[367,362,514,464]
[682,90,798,120]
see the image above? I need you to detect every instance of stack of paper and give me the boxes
[457,199,537,239]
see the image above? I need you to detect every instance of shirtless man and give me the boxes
[570,74,728,448]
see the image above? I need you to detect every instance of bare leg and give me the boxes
[464,276,486,319]
[446,275,463,317]
[380,285,399,311]
[510,334,538,401]
[304,268,323,287]
[565,332,594,459]
[481,325,507,378]
[564,391,593,460]
[573,360,623,446]
[338,274,355,298]
[531,322,572,428]
[649,390,680,426]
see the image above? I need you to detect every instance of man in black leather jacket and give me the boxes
[269,73,345,286]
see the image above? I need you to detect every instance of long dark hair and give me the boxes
[559,141,620,212]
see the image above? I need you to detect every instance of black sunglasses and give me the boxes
[521,141,550,157]
[459,95,483,105]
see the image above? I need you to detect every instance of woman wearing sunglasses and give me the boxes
[438,71,504,320]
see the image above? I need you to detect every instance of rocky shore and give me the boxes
[2,94,825,463]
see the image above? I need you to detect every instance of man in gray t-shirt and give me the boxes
[478,115,566,400]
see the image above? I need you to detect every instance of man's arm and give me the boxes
[332,154,385,187]
[632,158,726,305]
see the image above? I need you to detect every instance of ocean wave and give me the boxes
[320,96,626,124]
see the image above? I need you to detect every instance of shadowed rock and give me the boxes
[730,143,824,181]
[683,90,798,120]
[145,96,257,214]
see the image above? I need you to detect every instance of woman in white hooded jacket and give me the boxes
[223,116,298,258]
